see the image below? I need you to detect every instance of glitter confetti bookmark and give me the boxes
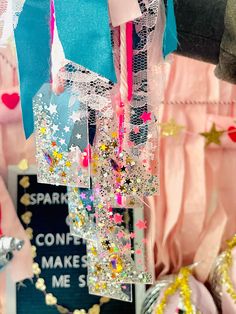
[68,187,153,284]
[89,198,153,284]
[33,83,90,187]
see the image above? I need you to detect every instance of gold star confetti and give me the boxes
[100,144,108,151]
[40,127,46,135]
[111,131,118,138]
[200,123,225,146]
[159,118,185,137]
[65,161,71,167]
[57,153,63,160]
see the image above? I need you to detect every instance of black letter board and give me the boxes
[7,166,143,314]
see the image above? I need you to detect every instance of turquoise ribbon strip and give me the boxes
[163,0,178,58]
[15,0,51,139]
[54,0,116,83]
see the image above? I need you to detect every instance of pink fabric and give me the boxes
[154,276,218,313]
[108,0,142,27]
[222,248,236,313]
[0,46,35,180]
[0,44,34,314]
[148,54,236,281]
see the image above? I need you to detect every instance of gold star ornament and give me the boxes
[200,123,225,146]
[159,118,185,137]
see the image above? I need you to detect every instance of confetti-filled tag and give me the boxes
[88,197,152,285]
[33,83,90,187]
[68,187,153,286]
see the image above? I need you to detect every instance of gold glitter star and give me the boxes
[200,123,225,146]
[40,127,46,135]
[65,161,71,167]
[100,144,108,151]
[111,131,118,138]
[97,203,103,209]
[159,119,185,137]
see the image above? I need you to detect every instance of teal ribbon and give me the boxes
[15,0,51,139]
[163,0,178,58]
[15,0,116,138]
[54,0,117,82]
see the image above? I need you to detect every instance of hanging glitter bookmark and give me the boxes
[33,83,90,187]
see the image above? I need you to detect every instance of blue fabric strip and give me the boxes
[54,0,116,82]
[163,0,178,58]
[14,0,51,138]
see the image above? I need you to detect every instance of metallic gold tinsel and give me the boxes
[218,235,236,303]
[155,267,195,314]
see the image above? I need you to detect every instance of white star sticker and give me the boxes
[64,126,70,133]
[48,103,57,115]
[71,111,81,122]
[59,138,66,145]
[52,124,59,133]
[76,133,82,139]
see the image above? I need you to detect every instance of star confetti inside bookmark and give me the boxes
[87,240,133,302]
[68,187,97,240]
[33,83,90,188]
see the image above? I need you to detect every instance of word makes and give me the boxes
[41,255,87,269]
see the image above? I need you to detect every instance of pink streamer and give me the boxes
[126,22,133,102]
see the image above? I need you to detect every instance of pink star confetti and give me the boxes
[133,126,140,134]
[130,232,136,239]
[117,231,124,239]
[113,213,123,224]
[124,243,131,250]
[140,112,152,123]
[80,192,86,199]
[86,205,92,211]
[89,195,95,201]
[136,219,147,230]
[127,140,135,148]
